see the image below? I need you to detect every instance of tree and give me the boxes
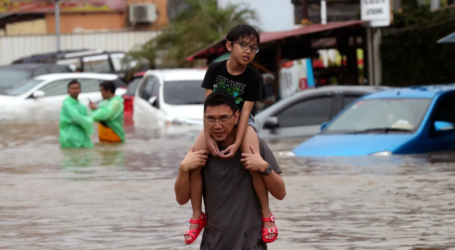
[127,0,257,69]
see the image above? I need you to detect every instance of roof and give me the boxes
[186,20,367,61]
[34,73,118,81]
[363,85,455,99]
[437,31,455,43]
[145,68,207,82]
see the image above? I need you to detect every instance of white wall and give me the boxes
[217,0,295,32]
[0,30,160,66]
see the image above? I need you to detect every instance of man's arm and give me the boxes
[174,145,209,205]
[241,144,286,200]
[175,168,190,205]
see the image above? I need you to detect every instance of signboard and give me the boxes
[361,0,391,27]
[0,0,125,13]
[279,58,315,100]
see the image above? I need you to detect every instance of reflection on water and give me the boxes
[1,120,455,249]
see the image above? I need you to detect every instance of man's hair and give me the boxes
[226,24,260,45]
[204,91,237,113]
[67,79,80,89]
[99,81,116,94]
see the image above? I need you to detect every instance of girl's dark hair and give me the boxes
[226,24,260,45]
[99,81,117,94]
[204,91,238,113]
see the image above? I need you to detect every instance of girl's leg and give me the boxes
[241,126,276,239]
[185,129,206,241]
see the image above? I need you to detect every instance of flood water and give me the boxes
[1,118,455,249]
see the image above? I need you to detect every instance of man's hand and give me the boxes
[206,136,220,157]
[240,144,268,172]
[219,143,239,159]
[180,145,209,172]
[88,100,98,110]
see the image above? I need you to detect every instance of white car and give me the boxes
[133,69,206,127]
[0,73,127,121]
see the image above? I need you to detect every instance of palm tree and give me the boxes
[127,0,257,69]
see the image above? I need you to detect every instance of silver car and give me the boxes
[255,86,388,139]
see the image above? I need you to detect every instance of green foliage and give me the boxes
[127,0,257,68]
[380,6,455,86]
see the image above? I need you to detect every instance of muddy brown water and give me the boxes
[1,119,455,249]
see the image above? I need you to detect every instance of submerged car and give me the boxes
[133,69,206,126]
[255,86,387,139]
[293,85,455,156]
[0,73,127,120]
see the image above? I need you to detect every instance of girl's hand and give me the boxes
[219,143,239,159]
[206,136,220,157]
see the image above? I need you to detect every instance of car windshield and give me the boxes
[0,70,32,90]
[325,98,432,134]
[3,79,45,96]
[163,80,204,105]
[126,78,141,96]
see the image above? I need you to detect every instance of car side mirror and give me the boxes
[148,96,157,106]
[320,122,328,131]
[264,116,279,129]
[33,90,45,99]
[434,121,455,132]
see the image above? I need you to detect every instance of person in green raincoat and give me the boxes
[59,80,94,148]
[89,81,125,143]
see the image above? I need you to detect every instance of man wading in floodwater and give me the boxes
[89,81,125,143]
[174,91,286,249]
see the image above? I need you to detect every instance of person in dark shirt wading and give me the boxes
[175,91,286,249]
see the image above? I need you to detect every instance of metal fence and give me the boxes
[0,30,160,66]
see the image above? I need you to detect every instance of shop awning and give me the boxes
[437,31,455,43]
[186,20,367,61]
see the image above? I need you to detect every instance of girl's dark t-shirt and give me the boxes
[201,60,262,115]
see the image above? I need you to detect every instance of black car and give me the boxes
[12,50,145,81]
[0,64,72,93]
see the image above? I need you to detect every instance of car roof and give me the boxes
[0,64,56,71]
[363,84,455,99]
[34,73,118,81]
[145,68,207,81]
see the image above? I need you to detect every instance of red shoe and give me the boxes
[262,213,278,243]
[184,212,207,244]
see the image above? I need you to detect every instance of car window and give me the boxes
[126,78,141,96]
[3,79,44,96]
[430,93,455,133]
[113,79,127,88]
[39,80,69,96]
[57,58,82,72]
[110,53,125,72]
[0,70,33,89]
[276,96,333,127]
[342,95,362,109]
[83,55,111,73]
[34,67,49,77]
[139,77,154,101]
[163,80,204,105]
[50,65,72,73]
[78,79,102,93]
[327,98,432,133]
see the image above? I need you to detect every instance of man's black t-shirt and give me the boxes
[201,60,262,115]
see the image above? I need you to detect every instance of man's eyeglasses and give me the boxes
[204,113,235,124]
[231,41,260,54]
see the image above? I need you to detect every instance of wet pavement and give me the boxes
[1,119,455,249]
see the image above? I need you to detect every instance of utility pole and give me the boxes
[55,0,61,52]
